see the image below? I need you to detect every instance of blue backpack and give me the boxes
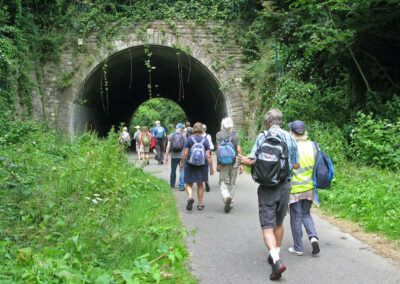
[217,132,236,165]
[187,136,206,166]
[155,126,164,139]
[312,141,334,190]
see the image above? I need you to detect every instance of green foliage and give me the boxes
[130,98,187,134]
[351,112,400,170]
[0,120,195,282]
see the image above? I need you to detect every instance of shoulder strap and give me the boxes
[228,131,235,142]
[190,135,196,144]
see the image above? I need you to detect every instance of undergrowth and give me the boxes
[0,121,195,283]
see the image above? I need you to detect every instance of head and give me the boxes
[289,120,308,141]
[155,120,160,126]
[221,117,234,130]
[123,126,128,132]
[185,121,191,128]
[176,123,184,131]
[142,126,148,132]
[192,122,204,135]
[202,124,207,132]
[265,109,282,129]
[135,125,140,131]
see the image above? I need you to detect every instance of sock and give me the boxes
[311,237,318,243]
[270,248,280,264]
[277,247,281,254]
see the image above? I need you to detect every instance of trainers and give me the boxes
[186,198,194,211]
[311,240,320,254]
[179,187,185,191]
[267,255,273,265]
[270,259,286,280]
[224,197,232,213]
[288,247,303,256]
[205,182,210,192]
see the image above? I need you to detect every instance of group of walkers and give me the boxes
[121,108,322,281]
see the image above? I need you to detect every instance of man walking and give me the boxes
[152,120,166,165]
[216,118,243,213]
[239,109,299,280]
[165,123,186,191]
[133,125,141,157]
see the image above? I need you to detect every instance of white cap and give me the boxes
[221,117,233,129]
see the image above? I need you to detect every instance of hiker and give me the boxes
[238,108,299,280]
[152,120,167,165]
[133,125,141,157]
[139,126,151,161]
[179,122,214,211]
[119,127,131,148]
[185,121,192,138]
[216,118,243,213]
[165,123,186,191]
[202,124,214,192]
[150,122,158,160]
[287,120,320,256]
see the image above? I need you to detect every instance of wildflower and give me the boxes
[386,124,392,127]
[93,193,100,197]
[96,197,103,201]
[147,179,150,182]
[84,197,91,200]
[92,199,98,204]
[52,166,57,171]
[89,208,94,211]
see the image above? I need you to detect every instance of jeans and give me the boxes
[170,158,184,189]
[155,138,164,163]
[289,199,318,252]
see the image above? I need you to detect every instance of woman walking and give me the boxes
[139,126,151,161]
[288,120,320,256]
[180,122,214,211]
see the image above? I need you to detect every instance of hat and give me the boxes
[176,123,184,129]
[135,125,140,129]
[221,117,233,129]
[288,120,305,134]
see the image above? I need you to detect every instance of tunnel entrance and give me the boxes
[70,45,229,138]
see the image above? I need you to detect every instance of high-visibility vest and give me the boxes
[291,141,317,194]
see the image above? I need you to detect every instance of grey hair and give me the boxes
[265,109,282,126]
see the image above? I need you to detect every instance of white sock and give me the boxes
[311,237,318,243]
[277,247,281,254]
[270,248,280,264]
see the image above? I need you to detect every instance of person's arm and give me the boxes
[216,144,221,172]
[236,145,244,174]
[207,150,214,175]
[165,141,171,163]
[179,148,189,170]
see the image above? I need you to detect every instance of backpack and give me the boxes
[186,127,192,138]
[251,131,290,187]
[142,133,150,146]
[155,126,164,139]
[170,132,185,152]
[217,132,236,165]
[120,132,130,143]
[187,136,206,166]
[312,141,334,189]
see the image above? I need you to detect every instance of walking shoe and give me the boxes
[270,259,286,280]
[288,247,303,256]
[205,182,210,192]
[224,197,232,213]
[311,240,320,254]
[179,187,185,191]
[186,198,194,211]
[267,255,273,265]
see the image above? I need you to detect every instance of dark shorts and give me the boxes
[257,182,291,230]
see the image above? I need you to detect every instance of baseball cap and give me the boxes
[176,123,184,129]
[288,120,305,134]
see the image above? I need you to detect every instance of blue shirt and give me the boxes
[249,125,299,173]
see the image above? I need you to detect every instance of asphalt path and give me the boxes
[129,152,400,283]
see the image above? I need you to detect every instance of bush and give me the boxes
[351,112,400,170]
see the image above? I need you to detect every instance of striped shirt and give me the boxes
[249,125,300,175]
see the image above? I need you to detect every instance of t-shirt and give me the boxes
[133,130,141,145]
[168,131,187,159]
[216,130,240,151]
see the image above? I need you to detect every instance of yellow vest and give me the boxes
[291,141,316,194]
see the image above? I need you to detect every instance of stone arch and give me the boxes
[55,21,248,136]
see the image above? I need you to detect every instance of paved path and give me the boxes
[129,153,400,283]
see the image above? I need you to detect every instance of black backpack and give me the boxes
[170,132,185,152]
[251,131,290,187]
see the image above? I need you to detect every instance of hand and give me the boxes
[237,154,245,164]
[216,164,221,172]
[179,165,183,171]
[239,165,244,175]
[165,157,168,163]
[210,168,214,175]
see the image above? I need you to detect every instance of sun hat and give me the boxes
[135,125,140,129]
[288,120,306,134]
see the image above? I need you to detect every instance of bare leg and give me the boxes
[274,225,284,248]
[186,183,194,199]
[262,228,277,250]
[197,182,204,205]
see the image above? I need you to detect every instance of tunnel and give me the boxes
[70,45,229,138]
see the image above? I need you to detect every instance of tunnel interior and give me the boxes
[70,45,229,138]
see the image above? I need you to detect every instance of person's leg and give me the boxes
[301,199,318,240]
[170,158,179,188]
[228,164,239,204]
[219,165,231,202]
[158,139,164,162]
[186,183,194,199]
[178,161,185,190]
[290,201,304,252]
[196,182,205,206]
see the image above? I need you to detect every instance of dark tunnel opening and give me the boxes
[70,45,229,138]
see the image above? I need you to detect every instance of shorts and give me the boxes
[257,182,291,230]
[140,145,150,153]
